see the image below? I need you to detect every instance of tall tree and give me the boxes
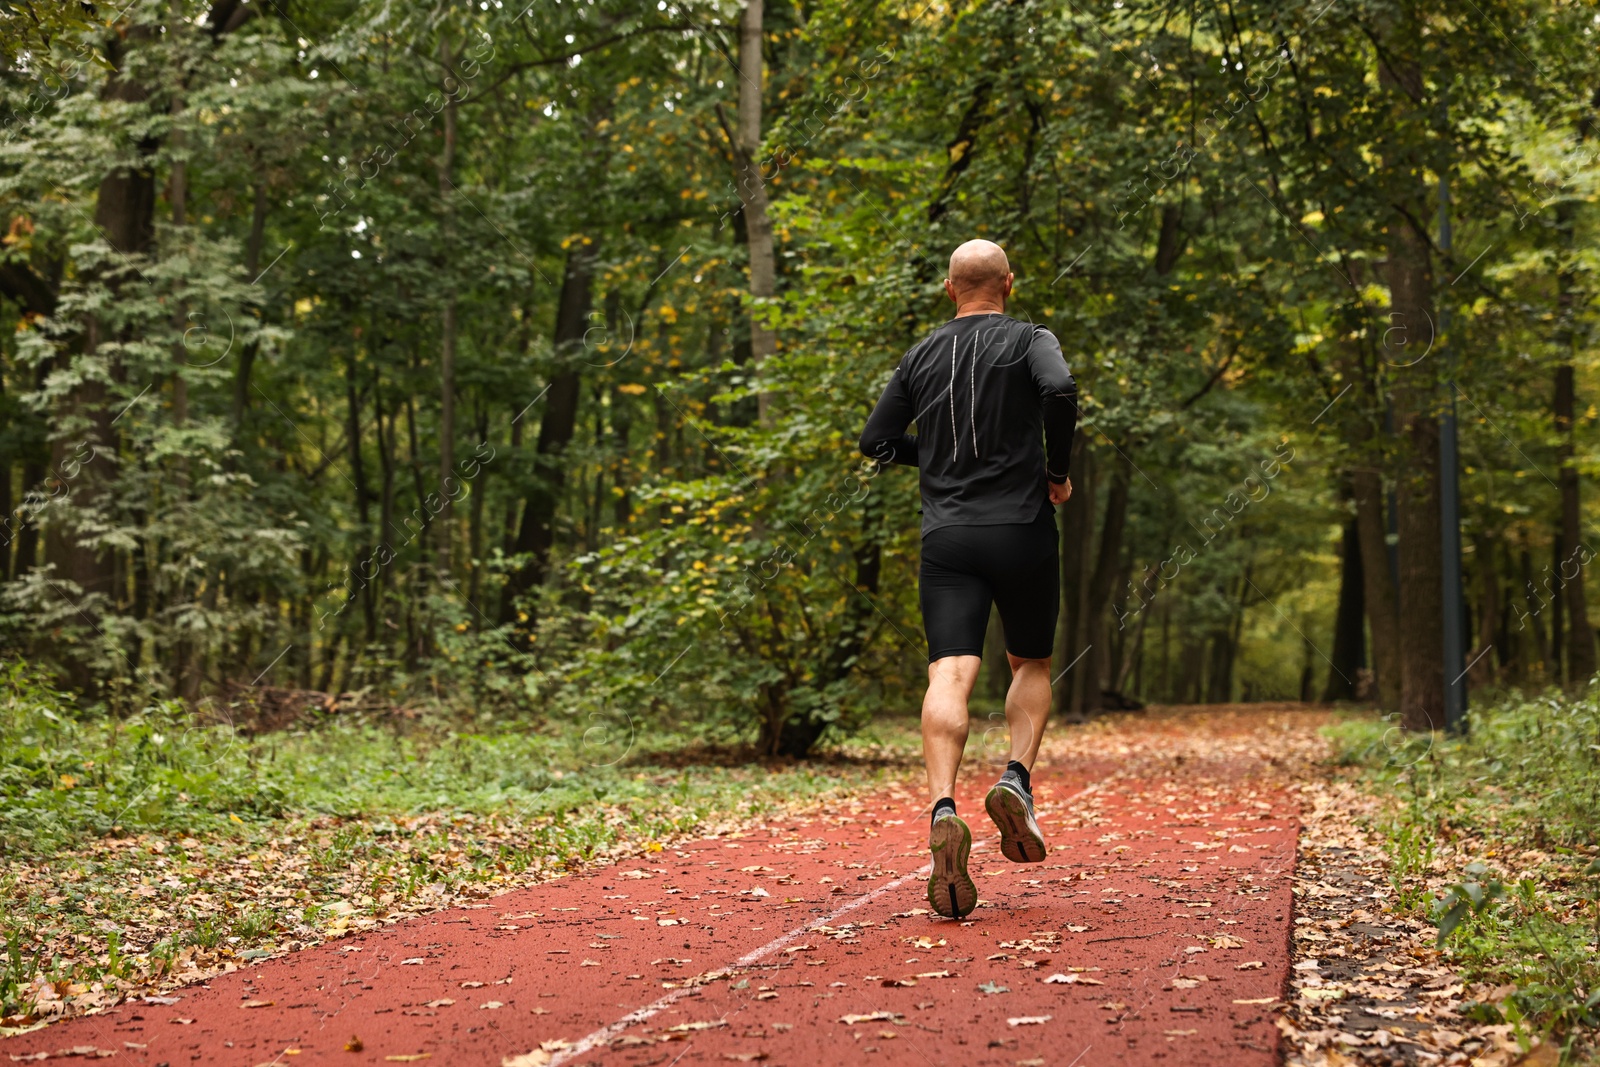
[731,0,775,426]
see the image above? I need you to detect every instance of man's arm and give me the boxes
[858,361,919,467]
[1026,327,1079,485]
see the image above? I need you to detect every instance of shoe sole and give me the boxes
[985,784,1047,863]
[927,816,978,919]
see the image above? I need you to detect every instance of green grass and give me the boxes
[0,663,921,1022]
[1326,692,1600,1051]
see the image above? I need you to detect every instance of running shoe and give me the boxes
[927,811,978,919]
[985,770,1047,863]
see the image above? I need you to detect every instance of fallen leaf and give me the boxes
[1042,973,1102,985]
[240,999,275,1009]
[881,977,917,987]
[400,957,426,965]
[1300,988,1344,1002]
[1236,961,1264,970]
[1164,1029,1198,1037]
[480,1001,504,1010]
[840,1012,897,1025]
[384,1057,431,1063]
[666,1020,730,1032]
[978,981,1010,995]
[1234,997,1278,1005]
[748,887,770,897]
[721,1055,769,1063]
[426,999,455,1008]
[501,1055,551,1067]
[460,981,485,989]
[1007,1015,1052,1026]
[755,991,779,1000]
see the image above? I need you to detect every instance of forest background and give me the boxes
[3,0,1600,758]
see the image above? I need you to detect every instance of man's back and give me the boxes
[859,312,1078,536]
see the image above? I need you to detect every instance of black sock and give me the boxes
[931,797,956,826]
[1007,760,1031,793]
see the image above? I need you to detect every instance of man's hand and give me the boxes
[1048,478,1072,506]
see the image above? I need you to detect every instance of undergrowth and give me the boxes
[0,662,921,1022]
[1328,691,1600,1056]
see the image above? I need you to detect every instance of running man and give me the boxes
[858,239,1079,919]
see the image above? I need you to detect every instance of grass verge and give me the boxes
[1327,691,1600,1058]
[0,664,920,1029]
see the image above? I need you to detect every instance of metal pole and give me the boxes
[1438,164,1468,734]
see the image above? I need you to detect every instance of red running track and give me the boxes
[3,761,1297,1066]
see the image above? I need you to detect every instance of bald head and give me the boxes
[945,239,1013,313]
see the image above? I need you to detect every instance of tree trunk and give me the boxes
[498,243,597,632]
[1352,467,1401,710]
[232,182,268,438]
[1551,533,1566,681]
[345,350,377,644]
[1377,28,1445,732]
[1555,359,1595,686]
[734,0,776,425]
[1060,445,1096,718]
[1205,626,1233,703]
[436,38,459,577]
[47,29,155,614]
[0,362,10,579]
[1323,517,1365,701]
[1520,548,1549,673]
[1051,436,1088,714]
[1387,215,1446,732]
[1468,533,1499,687]
[1078,465,1130,714]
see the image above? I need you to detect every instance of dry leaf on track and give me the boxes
[501,1055,551,1067]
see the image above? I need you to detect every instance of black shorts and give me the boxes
[919,510,1059,663]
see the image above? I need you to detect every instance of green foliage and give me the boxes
[0,662,287,854]
[1432,861,1506,945]
[0,0,1599,737]
[1328,693,1600,1042]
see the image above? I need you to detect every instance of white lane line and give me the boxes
[548,782,1101,1065]
[546,863,934,1064]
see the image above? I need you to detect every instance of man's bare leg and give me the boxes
[985,653,1052,863]
[922,654,981,804]
[923,654,980,919]
[1004,654,1052,769]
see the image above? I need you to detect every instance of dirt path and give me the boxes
[3,707,1326,1066]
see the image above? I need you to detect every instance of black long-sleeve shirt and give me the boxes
[859,313,1079,536]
